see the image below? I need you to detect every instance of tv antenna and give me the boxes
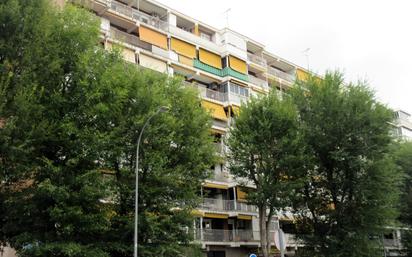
[302,48,310,70]
[223,8,231,27]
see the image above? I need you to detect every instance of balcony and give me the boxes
[109,28,151,51]
[195,230,300,246]
[200,198,234,212]
[193,59,223,77]
[247,53,267,67]
[248,75,268,90]
[228,93,248,106]
[168,26,222,55]
[222,67,249,82]
[196,229,256,242]
[109,0,168,31]
[184,82,228,103]
[267,66,295,83]
[200,87,228,103]
[199,198,257,213]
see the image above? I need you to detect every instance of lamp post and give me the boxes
[134,106,169,257]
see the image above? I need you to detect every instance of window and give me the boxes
[200,31,212,41]
[229,83,249,97]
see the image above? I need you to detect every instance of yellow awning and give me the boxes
[171,37,197,58]
[178,54,193,67]
[139,26,168,49]
[229,55,247,74]
[237,214,252,220]
[199,48,222,69]
[296,68,309,81]
[203,182,228,189]
[201,100,227,121]
[210,128,225,134]
[194,24,200,36]
[231,105,240,116]
[191,209,204,217]
[204,213,229,219]
[237,187,247,202]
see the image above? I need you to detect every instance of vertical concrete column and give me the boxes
[233,187,237,211]
[200,217,204,241]
[194,23,200,36]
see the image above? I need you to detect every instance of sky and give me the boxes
[156,0,412,113]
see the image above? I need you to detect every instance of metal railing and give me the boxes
[267,66,295,82]
[200,198,235,212]
[383,238,402,248]
[199,198,257,213]
[248,75,268,89]
[198,229,256,242]
[195,229,300,246]
[110,0,168,31]
[247,53,267,67]
[187,83,228,103]
[236,201,258,213]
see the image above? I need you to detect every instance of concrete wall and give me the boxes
[1,247,17,257]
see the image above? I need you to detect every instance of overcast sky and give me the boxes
[157,0,412,113]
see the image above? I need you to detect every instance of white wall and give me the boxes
[220,30,247,60]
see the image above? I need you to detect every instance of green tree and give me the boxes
[291,71,401,257]
[0,1,214,256]
[227,92,305,257]
[393,142,412,256]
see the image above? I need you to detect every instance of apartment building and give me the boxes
[393,110,412,141]
[67,0,317,256]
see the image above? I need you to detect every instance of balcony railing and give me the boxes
[267,66,295,82]
[199,198,257,213]
[197,229,256,242]
[236,201,258,213]
[195,230,300,246]
[184,82,228,103]
[248,75,268,89]
[200,198,234,212]
[228,93,248,106]
[199,87,227,102]
[247,53,267,67]
[110,0,168,31]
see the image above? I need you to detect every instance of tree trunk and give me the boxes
[266,215,272,255]
[259,205,269,257]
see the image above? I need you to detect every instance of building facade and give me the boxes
[393,110,412,141]
[75,1,305,256]
[63,0,407,256]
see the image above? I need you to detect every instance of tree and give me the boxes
[0,1,215,256]
[227,92,306,257]
[393,142,412,256]
[291,71,401,257]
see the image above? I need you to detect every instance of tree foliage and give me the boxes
[291,71,401,257]
[227,92,306,257]
[393,142,412,256]
[0,1,214,256]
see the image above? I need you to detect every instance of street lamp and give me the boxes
[134,106,169,257]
